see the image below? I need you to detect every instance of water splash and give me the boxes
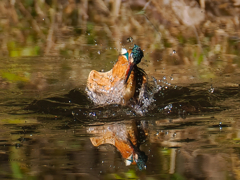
[85,45,173,116]
[133,76,172,115]
[85,74,172,116]
[86,80,128,106]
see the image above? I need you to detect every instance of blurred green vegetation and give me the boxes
[0,0,239,65]
[0,0,239,91]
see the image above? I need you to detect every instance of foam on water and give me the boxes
[86,75,170,116]
[86,80,127,105]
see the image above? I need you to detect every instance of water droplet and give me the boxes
[152,77,157,85]
[15,143,20,148]
[42,18,45,21]
[173,50,176,54]
[127,37,133,42]
[89,112,96,117]
[98,50,101,54]
[170,77,173,80]
[209,84,214,93]
[163,76,166,80]
[173,132,177,137]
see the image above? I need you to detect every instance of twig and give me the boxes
[143,0,152,11]
[143,14,162,41]
[192,25,202,52]
[141,0,161,40]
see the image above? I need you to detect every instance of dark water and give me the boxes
[0,56,240,180]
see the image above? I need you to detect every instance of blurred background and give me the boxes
[0,0,240,180]
[0,0,239,90]
[0,0,239,61]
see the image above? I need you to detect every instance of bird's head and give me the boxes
[123,44,144,83]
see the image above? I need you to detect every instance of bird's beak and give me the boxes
[125,62,135,84]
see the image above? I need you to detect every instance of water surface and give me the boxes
[0,55,240,180]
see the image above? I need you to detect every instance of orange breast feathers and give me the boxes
[86,50,136,105]
[86,46,146,105]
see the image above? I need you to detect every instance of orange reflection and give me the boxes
[87,120,148,170]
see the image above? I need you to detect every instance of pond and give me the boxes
[0,51,240,180]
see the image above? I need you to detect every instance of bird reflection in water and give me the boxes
[87,120,148,170]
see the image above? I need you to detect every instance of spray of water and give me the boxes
[86,75,170,116]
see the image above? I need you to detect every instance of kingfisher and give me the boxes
[86,44,147,105]
[87,120,148,170]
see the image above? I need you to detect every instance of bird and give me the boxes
[87,120,148,170]
[86,44,147,106]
